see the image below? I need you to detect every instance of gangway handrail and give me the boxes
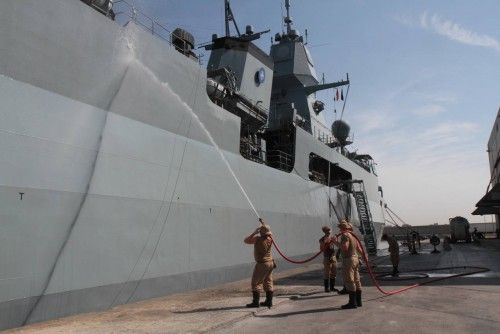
[112,0,173,44]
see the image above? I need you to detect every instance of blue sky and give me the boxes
[127,0,499,226]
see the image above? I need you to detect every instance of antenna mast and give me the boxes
[280,1,285,34]
[224,0,241,37]
[284,0,293,34]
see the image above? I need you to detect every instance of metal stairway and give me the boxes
[351,180,377,255]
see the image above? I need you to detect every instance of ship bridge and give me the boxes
[268,0,348,142]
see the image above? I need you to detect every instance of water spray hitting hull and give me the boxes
[0,0,386,329]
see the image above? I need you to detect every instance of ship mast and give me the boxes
[284,0,293,35]
[224,0,241,37]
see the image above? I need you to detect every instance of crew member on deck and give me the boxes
[244,220,274,308]
[332,220,363,309]
[319,226,338,292]
[381,234,399,276]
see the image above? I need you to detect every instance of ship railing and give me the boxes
[266,150,294,172]
[240,139,265,164]
[317,133,337,146]
[112,0,173,45]
[235,92,270,123]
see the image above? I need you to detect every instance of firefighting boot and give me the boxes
[338,286,348,295]
[246,291,260,308]
[324,279,330,292]
[341,291,357,309]
[330,278,339,292]
[356,290,362,307]
[260,291,273,308]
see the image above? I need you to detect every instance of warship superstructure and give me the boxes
[0,0,385,329]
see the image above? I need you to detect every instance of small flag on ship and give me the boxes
[341,89,344,101]
[335,89,339,101]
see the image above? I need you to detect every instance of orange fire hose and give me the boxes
[342,231,489,295]
[267,222,489,296]
[260,218,323,264]
[271,239,322,264]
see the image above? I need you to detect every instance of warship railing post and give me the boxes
[328,161,331,218]
[132,6,137,23]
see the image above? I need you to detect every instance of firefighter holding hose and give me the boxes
[319,226,339,292]
[244,218,275,308]
[332,220,363,309]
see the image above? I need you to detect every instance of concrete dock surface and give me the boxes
[4,240,500,334]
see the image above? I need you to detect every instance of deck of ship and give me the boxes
[5,240,500,334]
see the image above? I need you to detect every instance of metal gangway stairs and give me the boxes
[351,180,377,255]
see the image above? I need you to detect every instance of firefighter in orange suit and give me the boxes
[319,226,338,292]
[244,219,274,308]
[381,234,400,276]
[332,220,363,309]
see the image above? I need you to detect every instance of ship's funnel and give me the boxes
[331,120,350,146]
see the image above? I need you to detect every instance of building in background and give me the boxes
[473,108,500,237]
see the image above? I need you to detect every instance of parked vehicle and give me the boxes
[449,216,471,243]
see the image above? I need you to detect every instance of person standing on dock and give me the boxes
[319,226,338,293]
[333,220,363,309]
[244,220,274,308]
[406,233,412,252]
[410,231,419,255]
[381,234,399,276]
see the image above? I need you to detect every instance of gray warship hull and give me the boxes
[0,0,385,329]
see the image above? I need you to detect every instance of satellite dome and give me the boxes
[331,120,350,145]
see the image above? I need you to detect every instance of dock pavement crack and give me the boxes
[381,299,500,324]
[437,285,500,294]
[207,298,290,331]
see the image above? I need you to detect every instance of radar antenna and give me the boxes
[225,0,241,37]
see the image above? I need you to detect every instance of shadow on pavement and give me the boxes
[254,306,342,318]
[172,305,249,314]
[288,294,341,301]
[275,270,324,287]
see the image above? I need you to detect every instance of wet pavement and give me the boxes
[5,240,500,334]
